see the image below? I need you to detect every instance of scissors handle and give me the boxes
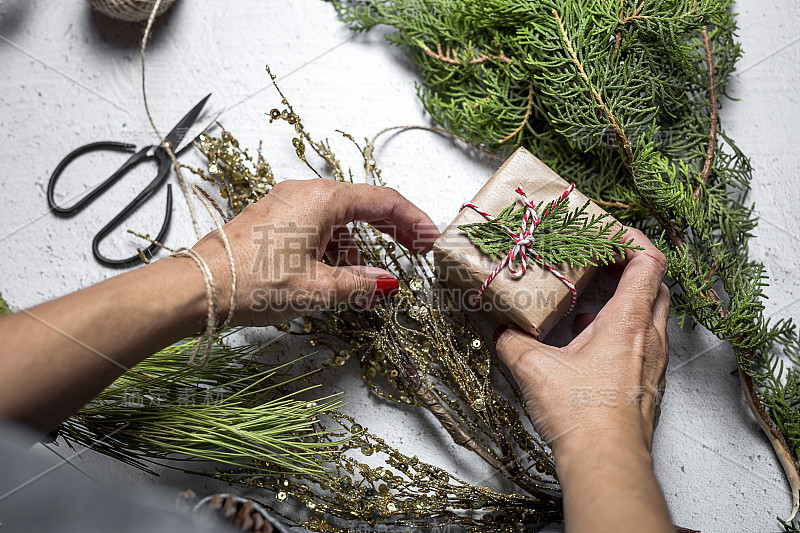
[48,140,174,267]
[92,183,173,268]
[47,141,151,216]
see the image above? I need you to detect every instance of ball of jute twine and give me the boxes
[88,0,176,22]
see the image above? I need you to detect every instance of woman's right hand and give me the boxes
[494,227,674,533]
[494,227,670,456]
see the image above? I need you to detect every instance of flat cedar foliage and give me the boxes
[333,0,800,524]
[459,196,639,269]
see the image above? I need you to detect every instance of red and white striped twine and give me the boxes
[460,184,577,314]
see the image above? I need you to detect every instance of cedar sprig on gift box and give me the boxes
[459,196,639,270]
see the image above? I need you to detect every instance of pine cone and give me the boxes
[198,493,274,533]
[175,489,197,513]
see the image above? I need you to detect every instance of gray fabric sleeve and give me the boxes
[0,420,235,533]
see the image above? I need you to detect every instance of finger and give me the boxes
[572,313,597,336]
[329,183,440,254]
[608,229,668,310]
[316,264,399,309]
[368,224,418,253]
[652,404,662,438]
[652,283,670,334]
[602,259,627,283]
[324,226,363,266]
[494,325,546,376]
[604,227,662,282]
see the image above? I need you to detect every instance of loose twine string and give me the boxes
[172,185,237,367]
[141,0,201,241]
[140,0,237,367]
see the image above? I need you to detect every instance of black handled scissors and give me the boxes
[47,94,212,268]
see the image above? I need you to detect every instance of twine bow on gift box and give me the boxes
[460,184,578,312]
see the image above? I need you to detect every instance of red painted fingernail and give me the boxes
[375,277,399,299]
[493,324,510,344]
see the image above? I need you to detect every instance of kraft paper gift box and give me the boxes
[433,147,621,339]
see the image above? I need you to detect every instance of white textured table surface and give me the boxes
[1,1,799,531]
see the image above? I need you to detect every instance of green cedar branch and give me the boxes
[553,9,634,166]
[333,0,800,525]
[552,10,790,497]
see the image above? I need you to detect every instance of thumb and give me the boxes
[494,325,547,377]
[317,264,399,309]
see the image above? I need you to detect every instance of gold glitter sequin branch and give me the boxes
[186,68,564,531]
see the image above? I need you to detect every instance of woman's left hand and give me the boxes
[192,178,440,326]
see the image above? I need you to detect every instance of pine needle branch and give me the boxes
[57,334,348,477]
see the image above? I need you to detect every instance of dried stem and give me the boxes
[418,42,512,66]
[554,10,633,166]
[739,369,800,520]
[499,82,535,144]
[590,197,637,210]
[619,0,698,25]
[619,1,646,24]
[482,404,555,494]
[401,359,547,496]
[612,31,622,61]
[693,27,719,202]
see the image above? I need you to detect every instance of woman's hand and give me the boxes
[494,227,669,453]
[494,227,674,533]
[192,178,440,326]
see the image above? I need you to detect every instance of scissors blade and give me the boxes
[174,108,224,156]
[162,93,212,152]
